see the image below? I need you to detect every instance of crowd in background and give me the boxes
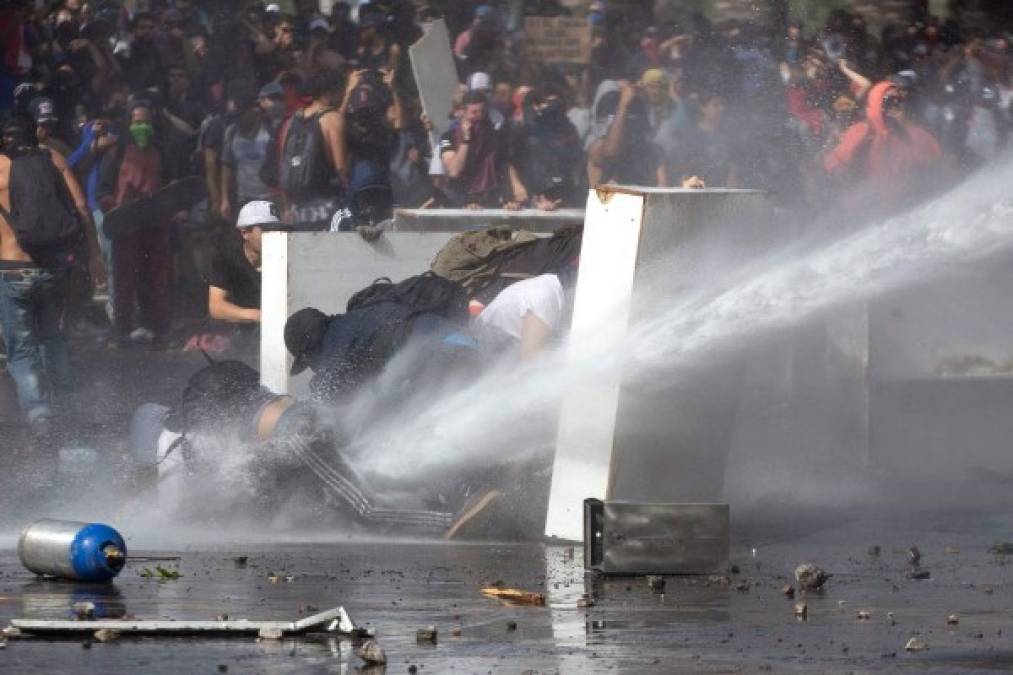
[0,0,1011,380]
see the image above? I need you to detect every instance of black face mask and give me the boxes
[536,100,564,121]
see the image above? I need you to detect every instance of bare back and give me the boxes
[0,154,33,264]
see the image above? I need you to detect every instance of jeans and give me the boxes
[0,266,69,423]
[93,209,113,316]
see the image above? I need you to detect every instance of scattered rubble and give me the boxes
[989,542,1013,555]
[506,621,518,632]
[357,640,387,665]
[93,628,120,643]
[2,626,22,638]
[793,602,808,621]
[794,563,830,591]
[782,585,795,599]
[856,610,871,621]
[904,637,928,652]
[233,556,248,568]
[946,614,960,625]
[888,612,896,626]
[735,579,752,593]
[907,569,931,580]
[416,626,437,644]
[907,547,922,565]
[450,628,462,637]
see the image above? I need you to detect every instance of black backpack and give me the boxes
[279,108,332,199]
[346,272,469,325]
[1,149,81,257]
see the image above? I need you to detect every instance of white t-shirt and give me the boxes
[475,274,564,341]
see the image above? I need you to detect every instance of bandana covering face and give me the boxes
[129,122,154,148]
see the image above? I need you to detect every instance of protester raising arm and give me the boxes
[837,59,872,100]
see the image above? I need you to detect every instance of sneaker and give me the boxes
[444,489,502,541]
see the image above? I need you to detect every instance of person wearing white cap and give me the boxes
[465,71,504,130]
[207,201,281,326]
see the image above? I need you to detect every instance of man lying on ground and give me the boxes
[129,359,511,538]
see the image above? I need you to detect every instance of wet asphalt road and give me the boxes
[1,509,1012,674]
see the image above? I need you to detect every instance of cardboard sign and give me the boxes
[524,17,592,64]
[409,19,459,176]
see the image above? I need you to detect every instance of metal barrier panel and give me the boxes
[545,187,773,542]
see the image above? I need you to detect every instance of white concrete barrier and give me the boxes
[260,210,581,395]
[393,208,584,233]
[544,187,775,542]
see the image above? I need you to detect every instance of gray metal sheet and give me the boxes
[585,500,729,575]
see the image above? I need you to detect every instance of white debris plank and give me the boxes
[11,606,352,636]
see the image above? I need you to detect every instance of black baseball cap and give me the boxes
[284,308,331,375]
[29,97,58,124]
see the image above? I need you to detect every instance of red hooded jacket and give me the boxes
[823,82,941,201]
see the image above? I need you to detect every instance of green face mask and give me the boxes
[129,122,154,148]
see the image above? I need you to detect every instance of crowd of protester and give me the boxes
[1,0,1013,441]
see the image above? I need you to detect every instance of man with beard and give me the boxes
[508,84,582,210]
[439,91,524,208]
[117,12,163,92]
[220,83,284,221]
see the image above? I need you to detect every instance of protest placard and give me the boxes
[524,17,593,64]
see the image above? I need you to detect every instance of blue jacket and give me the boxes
[309,302,475,401]
[68,122,114,213]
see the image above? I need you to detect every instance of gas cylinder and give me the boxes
[17,519,127,582]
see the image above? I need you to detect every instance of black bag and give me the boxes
[0,149,81,257]
[346,271,469,325]
[279,109,331,199]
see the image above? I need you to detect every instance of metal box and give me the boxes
[583,499,729,575]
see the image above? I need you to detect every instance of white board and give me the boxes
[544,189,645,541]
[409,18,458,175]
[544,187,773,542]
